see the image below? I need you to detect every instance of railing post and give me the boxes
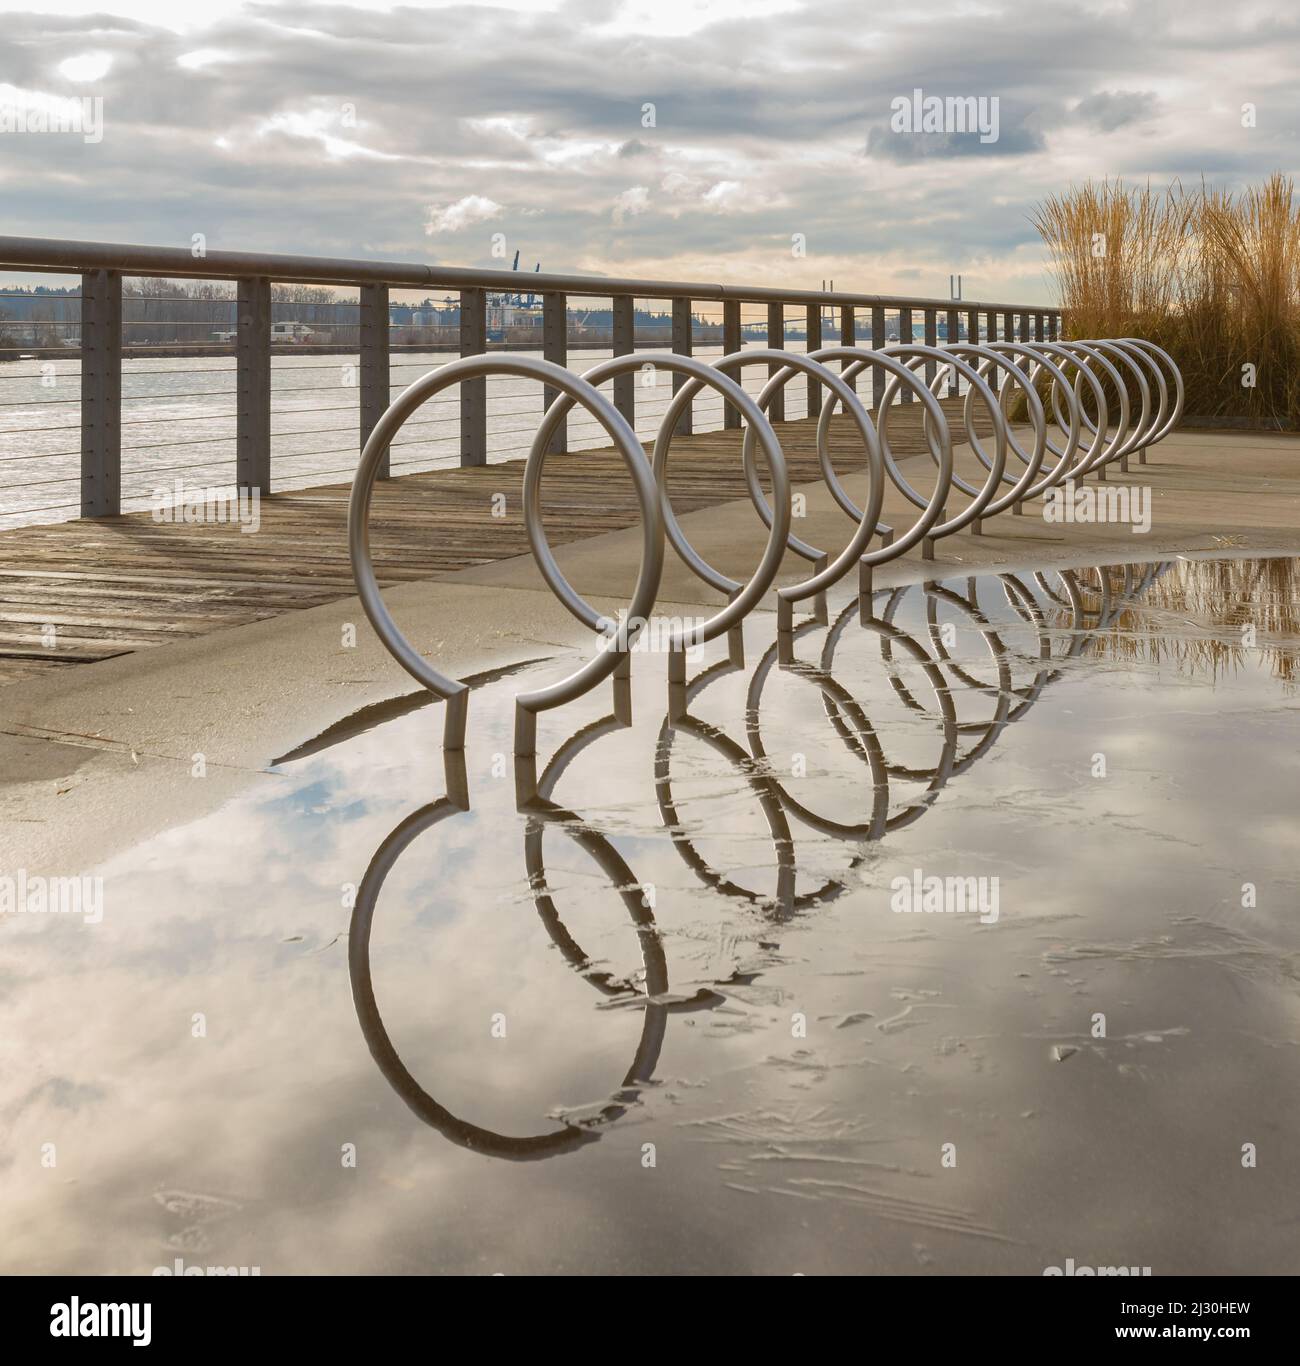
[359,284,391,479]
[80,268,121,518]
[985,310,1000,393]
[723,299,741,430]
[1034,312,1044,342]
[542,291,567,454]
[236,276,271,495]
[805,301,822,416]
[458,287,487,467]
[1014,312,1031,385]
[841,305,856,347]
[766,302,784,421]
[898,307,913,401]
[923,307,937,391]
[967,306,979,346]
[840,305,857,395]
[945,306,959,395]
[672,296,693,436]
[871,304,885,409]
[612,295,635,430]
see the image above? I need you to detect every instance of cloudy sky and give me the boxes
[1,0,1297,303]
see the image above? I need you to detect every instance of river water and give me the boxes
[0,343,845,529]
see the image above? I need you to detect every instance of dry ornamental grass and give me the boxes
[1033,175,1300,429]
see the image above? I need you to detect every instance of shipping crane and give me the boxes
[504,251,540,308]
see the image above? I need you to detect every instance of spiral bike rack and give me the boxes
[349,354,666,757]
[349,342,1184,756]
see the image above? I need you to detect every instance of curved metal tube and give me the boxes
[534,352,791,660]
[349,339,1184,755]
[348,353,664,756]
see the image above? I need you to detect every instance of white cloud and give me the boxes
[176,49,232,71]
[255,108,402,161]
[58,53,112,83]
[424,194,504,235]
[612,185,650,225]
[701,180,748,212]
[463,115,532,140]
[657,174,781,217]
[599,0,803,39]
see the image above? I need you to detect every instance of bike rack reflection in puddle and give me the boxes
[348,561,1169,1159]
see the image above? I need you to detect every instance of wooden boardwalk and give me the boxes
[0,401,967,685]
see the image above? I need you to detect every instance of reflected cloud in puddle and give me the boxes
[2,555,1297,1275]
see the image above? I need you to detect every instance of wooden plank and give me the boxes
[0,400,981,682]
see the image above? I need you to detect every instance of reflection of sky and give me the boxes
[1,557,1298,1276]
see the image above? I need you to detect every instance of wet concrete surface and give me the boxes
[0,554,1297,1274]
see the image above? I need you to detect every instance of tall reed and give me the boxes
[1032,175,1300,427]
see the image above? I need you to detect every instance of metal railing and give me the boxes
[0,235,1060,526]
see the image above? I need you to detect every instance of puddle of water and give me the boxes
[2,555,1297,1275]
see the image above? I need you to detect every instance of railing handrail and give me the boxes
[0,235,1058,315]
[0,234,1061,528]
